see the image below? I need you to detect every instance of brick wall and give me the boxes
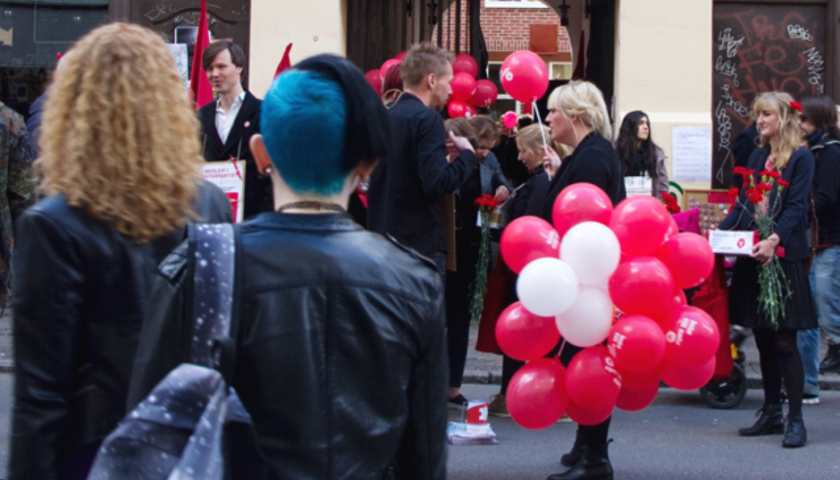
[436,0,571,54]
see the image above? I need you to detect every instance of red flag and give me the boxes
[571,30,586,81]
[274,43,293,79]
[189,0,213,109]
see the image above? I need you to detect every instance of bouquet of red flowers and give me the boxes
[730,165,792,328]
[660,192,681,214]
[471,194,503,323]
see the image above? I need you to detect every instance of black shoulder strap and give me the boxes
[188,223,238,375]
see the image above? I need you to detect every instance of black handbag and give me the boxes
[88,224,265,480]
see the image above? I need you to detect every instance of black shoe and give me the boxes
[448,394,469,409]
[738,404,784,436]
[819,344,840,374]
[560,429,585,467]
[782,415,807,448]
[548,442,613,480]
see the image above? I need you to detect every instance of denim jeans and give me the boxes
[799,246,840,395]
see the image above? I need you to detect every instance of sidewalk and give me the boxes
[463,323,840,391]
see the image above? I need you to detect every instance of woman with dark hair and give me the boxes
[615,110,669,198]
[796,96,840,401]
[129,54,448,479]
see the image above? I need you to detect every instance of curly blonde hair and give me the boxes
[37,23,202,243]
[751,92,806,171]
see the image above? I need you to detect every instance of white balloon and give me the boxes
[560,222,621,286]
[516,258,580,317]
[555,286,615,347]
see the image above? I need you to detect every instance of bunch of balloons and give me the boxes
[497,184,719,430]
[447,54,499,118]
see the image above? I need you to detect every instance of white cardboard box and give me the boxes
[707,230,758,256]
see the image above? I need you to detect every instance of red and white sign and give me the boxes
[706,230,758,256]
[201,161,246,223]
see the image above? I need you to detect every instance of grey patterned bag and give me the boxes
[88,224,265,480]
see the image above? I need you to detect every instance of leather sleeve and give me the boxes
[9,211,85,480]
[394,292,448,480]
[195,179,234,224]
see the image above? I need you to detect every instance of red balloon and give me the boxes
[662,356,716,391]
[453,53,479,78]
[507,358,569,430]
[471,79,498,107]
[616,384,659,412]
[565,347,622,411]
[380,59,401,79]
[619,360,665,391]
[609,256,675,319]
[663,306,721,368]
[552,183,613,239]
[496,302,561,361]
[666,216,679,238]
[451,72,478,102]
[610,196,673,256]
[654,233,715,289]
[500,216,561,274]
[395,51,408,60]
[566,399,614,426]
[655,289,689,328]
[502,111,518,129]
[447,100,477,119]
[364,69,382,93]
[500,51,549,103]
[607,315,666,373]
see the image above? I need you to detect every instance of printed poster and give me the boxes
[201,161,246,223]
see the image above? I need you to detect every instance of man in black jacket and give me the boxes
[367,42,477,272]
[199,40,272,219]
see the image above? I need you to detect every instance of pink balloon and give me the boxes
[451,72,478,102]
[500,216,560,274]
[565,346,622,411]
[447,100,477,119]
[502,111,518,129]
[395,51,408,60]
[608,256,675,319]
[453,53,479,78]
[662,356,716,391]
[607,315,666,373]
[364,69,382,93]
[616,384,659,412]
[566,399,614,426]
[507,358,569,430]
[654,233,715,289]
[471,79,498,107]
[619,360,665,391]
[500,51,549,103]
[609,196,673,256]
[663,306,721,368]
[552,183,614,239]
[380,59,401,78]
[496,302,561,361]
[666,216,680,238]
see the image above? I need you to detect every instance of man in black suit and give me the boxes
[199,40,271,219]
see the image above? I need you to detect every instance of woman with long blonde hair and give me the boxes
[8,23,230,480]
[720,92,817,448]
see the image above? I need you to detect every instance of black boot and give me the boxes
[560,428,585,467]
[738,404,784,436]
[782,414,807,448]
[548,441,613,480]
[819,344,840,374]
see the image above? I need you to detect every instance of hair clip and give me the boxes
[790,101,802,113]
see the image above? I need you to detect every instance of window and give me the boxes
[485,0,548,9]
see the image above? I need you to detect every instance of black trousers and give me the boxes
[445,231,480,389]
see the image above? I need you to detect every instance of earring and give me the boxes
[264,167,273,176]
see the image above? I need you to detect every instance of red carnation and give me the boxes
[745,169,755,176]
[757,183,772,192]
[768,171,781,179]
[777,179,790,188]
[790,101,802,112]
[728,187,740,198]
[733,166,747,175]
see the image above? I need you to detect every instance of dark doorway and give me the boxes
[587,0,616,121]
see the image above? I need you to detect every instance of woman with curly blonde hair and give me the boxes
[8,23,230,480]
[721,91,816,449]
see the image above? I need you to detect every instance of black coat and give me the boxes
[808,133,840,247]
[199,91,273,219]
[8,182,231,480]
[542,131,626,219]
[128,212,448,480]
[367,93,478,259]
[719,146,815,261]
[510,165,551,220]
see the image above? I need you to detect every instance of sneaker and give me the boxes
[488,394,510,417]
[780,390,819,405]
[448,394,469,409]
[558,413,573,423]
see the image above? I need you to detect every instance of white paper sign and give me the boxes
[166,43,189,89]
[624,175,653,197]
[707,230,756,256]
[672,126,713,183]
[201,161,246,223]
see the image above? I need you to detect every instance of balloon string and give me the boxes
[532,100,549,151]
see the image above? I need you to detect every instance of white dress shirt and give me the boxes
[215,92,246,145]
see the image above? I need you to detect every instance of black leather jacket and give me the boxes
[128,212,448,480]
[8,181,231,480]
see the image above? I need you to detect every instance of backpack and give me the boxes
[88,223,265,480]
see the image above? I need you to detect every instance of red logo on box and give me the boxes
[737,238,745,248]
